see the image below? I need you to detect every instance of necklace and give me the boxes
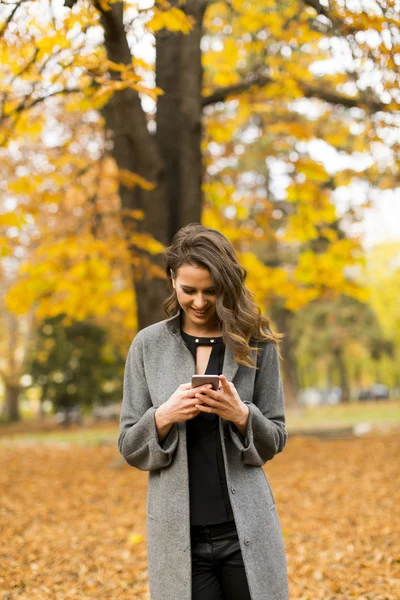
[180,330,224,345]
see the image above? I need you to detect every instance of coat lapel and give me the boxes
[222,343,240,383]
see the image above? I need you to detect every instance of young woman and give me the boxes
[118,223,289,600]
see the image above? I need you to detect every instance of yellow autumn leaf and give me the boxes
[118,169,156,191]
[0,213,28,228]
[121,208,145,220]
[129,233,165,255]
[147,8,193,34]
[97,0,112,11]
[0,238,12,257]
[127,533,144,545]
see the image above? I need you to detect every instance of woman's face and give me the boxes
[172,264,219,330]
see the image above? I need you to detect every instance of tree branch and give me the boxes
[14,88,82,114]
[0,0,31,39]
[202,73,390,113]
[303,0,330,20]
[301,82,389,112]
[202,74,273,107]
[302,0,361,36]
[0,88,81,147]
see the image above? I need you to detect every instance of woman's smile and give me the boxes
[192,307,210,317]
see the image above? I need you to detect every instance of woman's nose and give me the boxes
[193,294,207,308]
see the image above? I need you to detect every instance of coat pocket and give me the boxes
[262,471,276,509]
[147,469,162,521]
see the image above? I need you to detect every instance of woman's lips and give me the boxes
[192,307,210,316]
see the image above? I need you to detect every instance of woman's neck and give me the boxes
[181,328,223,337]
[180,314,222,337]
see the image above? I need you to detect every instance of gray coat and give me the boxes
[118,310,289,600]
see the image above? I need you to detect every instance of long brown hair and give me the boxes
[163,223,283,368]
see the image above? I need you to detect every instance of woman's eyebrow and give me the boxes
[181,285,215,291]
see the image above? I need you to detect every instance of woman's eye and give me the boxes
[182,290,215,295]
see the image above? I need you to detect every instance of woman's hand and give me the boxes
[193,375,250,434]
[157,382,214,426]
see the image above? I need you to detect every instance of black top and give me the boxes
[180,328,235,526]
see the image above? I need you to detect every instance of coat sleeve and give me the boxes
[118,335,179,471]
[227,339,287,467]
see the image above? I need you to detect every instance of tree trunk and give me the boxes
[333,347,350,402]
[98,1,206,329]
[5,384,21,422]
[177,0,205,226]
[272,307,299,406]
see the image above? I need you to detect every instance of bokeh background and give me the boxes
[1,0,399,598]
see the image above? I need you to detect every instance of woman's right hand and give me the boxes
[160,383,213,424]
[154,383,212,443]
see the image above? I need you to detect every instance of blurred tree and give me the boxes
[291,294,393,401]
[0,306,35,422]
[364,241,400,388]
[0,126,142,420]
[29,315,125,423]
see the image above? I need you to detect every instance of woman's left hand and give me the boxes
[194,374,249,431]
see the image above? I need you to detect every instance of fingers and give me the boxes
[184,384,213,398]
[195,404,214,414]
[219,374,231,393]
[194,392,220,408]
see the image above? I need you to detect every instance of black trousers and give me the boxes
[190,520,252,600]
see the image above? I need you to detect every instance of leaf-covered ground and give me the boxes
[1,430,399,600]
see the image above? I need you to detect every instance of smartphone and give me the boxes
[191,374,220,391]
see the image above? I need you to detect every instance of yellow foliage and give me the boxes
[36,34,70,56]
[120,208,145,221]
[320,227,338,242]
[129,233,165,255]
[147,8,194,34]
[203,182,236,207]
[284,287,320,311]
[96,0,112,12]
[118,169,156,191]
[296,160,330,183]
[0,213,28,228]
[223,38,240,65]
[13,113,44,140]
[285,214,318,242]
[6,277,50,316]
[0,238,12,257]
[208,122,235,144]
[364,242,400,343]
[213,71,241,87]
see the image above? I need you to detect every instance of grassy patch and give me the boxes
[286,399,400,430]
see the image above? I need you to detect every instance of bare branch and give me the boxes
[202,72,392,113]
[302,0,364,36]
[303,0,330,20]
[0,0,30,39]
[301,82,389,112]
[202,74,273,107]
[0,88,81,147]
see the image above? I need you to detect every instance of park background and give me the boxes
[0,0,399,598]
